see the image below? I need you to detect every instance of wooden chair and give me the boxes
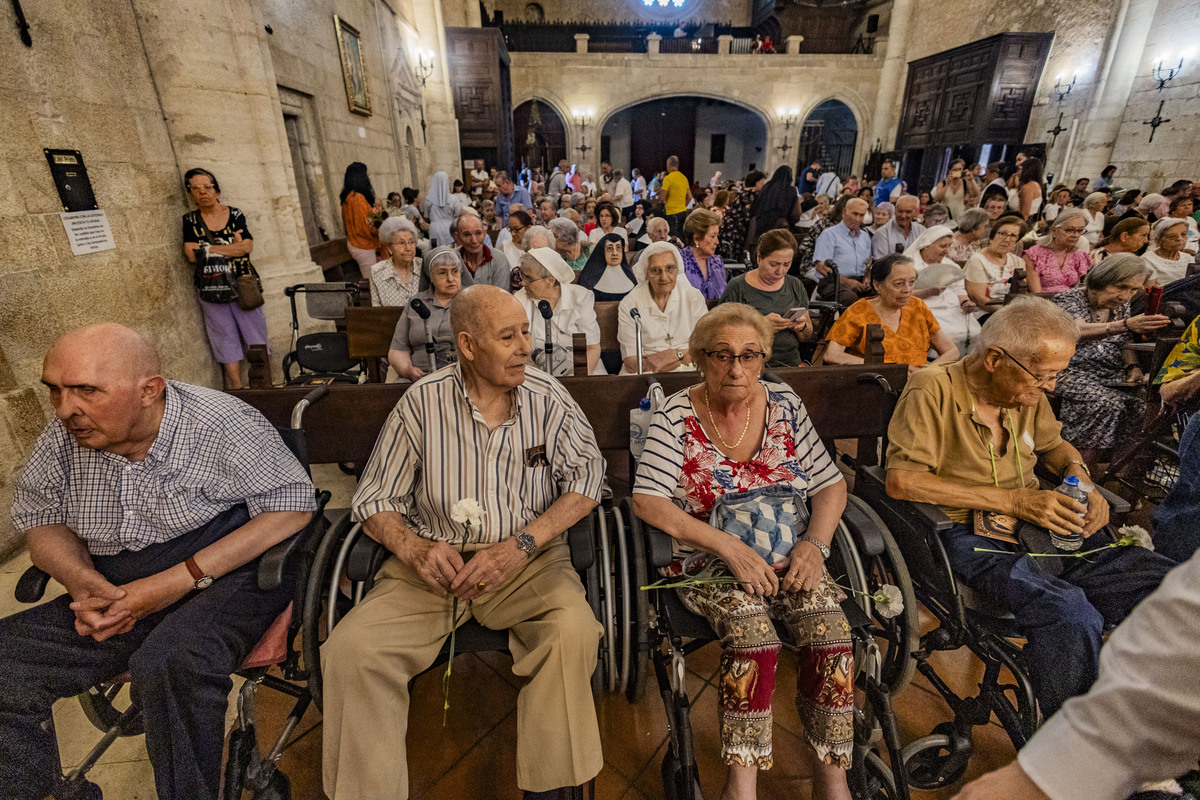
[344,306,404,383]
[310,238,360,282]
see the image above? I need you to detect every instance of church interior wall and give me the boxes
[691,102,764,187]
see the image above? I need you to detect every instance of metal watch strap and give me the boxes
[515,532,537,557]
[800,535,830,560]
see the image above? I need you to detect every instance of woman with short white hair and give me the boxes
[370,216,422,307]
[1081,192,1108,246]
[1144,218,1193,286]
[513,248,602,375]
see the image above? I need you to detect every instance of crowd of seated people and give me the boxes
[8,155,1200,800]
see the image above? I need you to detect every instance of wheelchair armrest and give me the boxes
[858,465,955,532]
[1033,464,1130,515]
[346,533,389,583]
[258,535,301,591]
[647,526,675,569]
[567,513,595,572]
[15,566,51,603]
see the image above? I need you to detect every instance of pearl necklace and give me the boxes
[704,388,751,450]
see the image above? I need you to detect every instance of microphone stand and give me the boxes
[538,300,554,375]
[631,307,644,375]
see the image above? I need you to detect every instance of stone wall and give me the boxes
[509,49,883,182]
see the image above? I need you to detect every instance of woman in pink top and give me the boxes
[1023,208,1092,293]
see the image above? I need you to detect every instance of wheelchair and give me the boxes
[599,473,919,797]
[281,282,366,385]
[300,505,609,799]
[855,464,1132,791]
[11,387,335,800]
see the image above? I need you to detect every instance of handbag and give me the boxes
[193,250,238,304]
[196,219,264,310]
[708,484,810,564]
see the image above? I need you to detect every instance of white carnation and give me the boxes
[1117,525,1154,551]
[450,498,485,529]
[874,584,905,619]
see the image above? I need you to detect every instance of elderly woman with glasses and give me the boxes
[963,218,1029,313]
[1053,254,1172,455]
[632,303,854,800]
[386,247,463,382]
[513,248,602,375]
[1024,209,1093,293]
[616,242,708,374]
[370,216,422,307]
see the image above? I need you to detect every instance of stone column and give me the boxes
[647,33,661,56]
[718,35,733,55]
[575,33,590,54]
[786,35,804,55]
[129,0,324,367]
[1069,0,1160,180]
[870,0,913,149]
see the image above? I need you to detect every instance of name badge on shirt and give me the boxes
[524,444,550,467]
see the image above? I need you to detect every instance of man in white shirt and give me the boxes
[547,160,568,204]
[321,285,605,800]
[952,548,1200,800]
[631,168,647,202]
[611,169,634,216]
[815,168,842,200]
[871,194,926,258]
[469,159,488,201]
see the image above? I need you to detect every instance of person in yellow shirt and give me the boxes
[660,155,693,237]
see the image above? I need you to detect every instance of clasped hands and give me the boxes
[67,568,190,642]
[719,537,826,598]
[1010,485,1109,538]
[401,535,529,602]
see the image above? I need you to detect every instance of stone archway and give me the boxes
[513,99,567,177]
[797,99,859,182]
[599,96,768,186]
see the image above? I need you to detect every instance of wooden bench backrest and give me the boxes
[345,306,404,359]
[310,238,356,281]
[595,301,620,351]
[233,364,908,475]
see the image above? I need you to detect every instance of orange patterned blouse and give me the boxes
[827,297,941,368]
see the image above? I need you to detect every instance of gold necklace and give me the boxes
[703,388,751,449]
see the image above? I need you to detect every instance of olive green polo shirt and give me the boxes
[886,361,1063,522]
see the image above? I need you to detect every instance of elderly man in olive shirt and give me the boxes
[885,296,1171,719]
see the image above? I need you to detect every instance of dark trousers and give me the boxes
[817,271,869,308]
[941,523,1173,717]
[666,210,688,238]
[0,506,295,800]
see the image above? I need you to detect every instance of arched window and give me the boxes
[524,3,544,22]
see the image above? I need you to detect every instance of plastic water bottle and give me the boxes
[1050,475,1088,551]
[629,397,653,461]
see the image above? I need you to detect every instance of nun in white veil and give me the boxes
[513,247,603,375]
[424,171,459,248]
[905,224,981,356]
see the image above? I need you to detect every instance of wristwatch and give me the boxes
[675,349,685,362]
[185,556,214,590]
[800,535,831,560]
[514,532,537,558]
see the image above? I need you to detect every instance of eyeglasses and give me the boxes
[604,242,624,252]
[188,184,216,194]
[993,231,1020,240]
[519,271,549,284]
[646,265,678,278]
[997,347,1066,387]
[1060,227,1087,235]
[704,350,766,367]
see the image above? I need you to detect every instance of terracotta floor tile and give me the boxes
[415,710,522,800]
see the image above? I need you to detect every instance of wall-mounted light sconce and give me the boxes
[776,107,800,154]
[1053,73,1076,102]
[1144,54,1185,142]
[572,108,595,155]
[413,48,435,143]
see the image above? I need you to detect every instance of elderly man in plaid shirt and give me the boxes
[0,323,315,800]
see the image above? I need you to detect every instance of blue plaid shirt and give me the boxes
[11,381,315,555]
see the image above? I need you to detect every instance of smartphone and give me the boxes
[785,307,808,320]
[950,169,962,178]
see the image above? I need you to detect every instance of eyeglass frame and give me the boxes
[703,349,767,367]
[996,347,1065,387]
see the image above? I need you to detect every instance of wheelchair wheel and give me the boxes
[986,641,1039,748]
[77,683,142,736]
[618,498,651,704]
[850,750,899,800]
[838,495,919,693]
[303,512,357,711]
[901,722,973,790]
[595,508,618,693]
[585,525,605,699]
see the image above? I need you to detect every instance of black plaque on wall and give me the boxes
[44,149,98,212]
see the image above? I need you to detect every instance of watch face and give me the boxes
[195,576,214,590]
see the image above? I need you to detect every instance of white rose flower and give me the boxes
[874,584,905,619]
[450,498,485,529]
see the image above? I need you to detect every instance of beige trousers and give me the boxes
[321,540,603,799]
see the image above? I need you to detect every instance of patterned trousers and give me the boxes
[677,559,854,770]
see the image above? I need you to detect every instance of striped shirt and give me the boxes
[351,362,605,543]
[633,381,842,557]
[11,381,315,556]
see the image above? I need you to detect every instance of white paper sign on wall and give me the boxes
[60,210,116,255]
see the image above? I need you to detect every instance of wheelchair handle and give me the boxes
[856,372,897,397]
[291,383,332,429]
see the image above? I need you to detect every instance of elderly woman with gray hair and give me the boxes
[513,247,602,375]
[549,217,592,273]
[1024,209,1094,293]
[617,241,708,374]
[370,216,423,307]
[947,208,990,264]
[387,247,463,382]
[1052,253,1171,454]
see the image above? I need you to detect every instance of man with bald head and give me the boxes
[322,286,605,800]
[1,323,315,800]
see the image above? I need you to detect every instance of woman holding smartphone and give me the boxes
[718,228,812,367]
[932,158,979,222]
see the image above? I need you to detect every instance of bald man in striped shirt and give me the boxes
[322,285,606,800]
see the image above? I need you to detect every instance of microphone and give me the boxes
[630,308,644,375]
[410,298,436,365]
[537,300,555,373]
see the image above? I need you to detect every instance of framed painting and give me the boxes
[334,15,371,116]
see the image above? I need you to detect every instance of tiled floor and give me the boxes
[0,547,1018,800]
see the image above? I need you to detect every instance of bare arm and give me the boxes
[931,181,948,202]
[1019,183,1039,219]
[929,329,959,364]
[387,348,423,381]
[1024,255,1043,293]
[1161,371,1200,406]
[965,280,999,311]
[821,341,863,365]
[183,235,254,263]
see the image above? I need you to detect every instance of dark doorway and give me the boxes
[513,99,567,175]
[796,100,858,183]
